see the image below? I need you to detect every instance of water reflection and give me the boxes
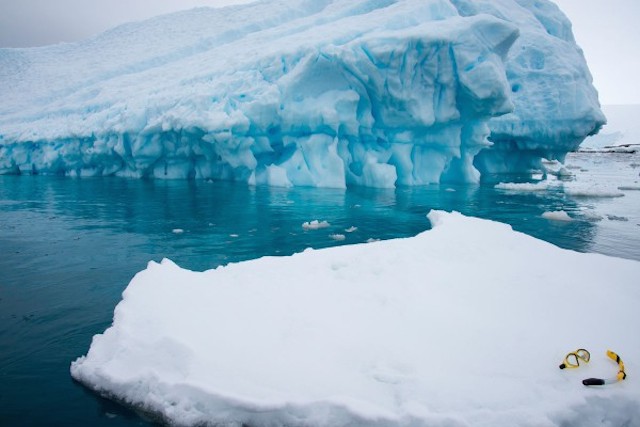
[1,175,604,272]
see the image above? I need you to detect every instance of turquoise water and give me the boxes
[1,152,639,426]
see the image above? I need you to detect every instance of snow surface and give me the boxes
[0,0,603,186]
[71,211,640,427]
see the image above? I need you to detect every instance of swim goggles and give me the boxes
[559,348,590,369]
[559,349,626,386]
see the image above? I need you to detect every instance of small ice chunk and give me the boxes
[495,182,552,192]
[580,210,603,222]
[345,226,358,233]
[329,234,346,241]
[542,211,573,221]
[556,167,574,178]
[172,229,185,234]
[564,187,625,198]
[302,220,331,230]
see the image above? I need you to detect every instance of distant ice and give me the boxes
[495,181,555,192]
[495,179,625,198]
[579,209,603,222]
[329,234,346,241]
[607,215,629,222]
[581,105,640,151]
[564,186,625,198]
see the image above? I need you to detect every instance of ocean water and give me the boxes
[0,152,639,426]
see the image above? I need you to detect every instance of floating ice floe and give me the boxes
[579,209,604,222]
[607,215,629,222]
[495,181,556,192]
[496,178,627,198]
[302,220,331,230]
[71,211,640,427]
[542,210,573,221]
[564,185,625,198]
[618,185,640,191]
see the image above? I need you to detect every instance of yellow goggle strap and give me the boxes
[582,350,627,386]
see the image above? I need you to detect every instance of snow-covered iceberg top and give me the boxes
[71,211,640,426]
[0,0,604,186]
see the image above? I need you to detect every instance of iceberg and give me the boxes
[453,0,607,174]
[71,211,640,426]
[0,0,604,187]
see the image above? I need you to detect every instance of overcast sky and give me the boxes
[0,0,638,104]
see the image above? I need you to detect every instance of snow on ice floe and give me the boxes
[70,211,640,427]
[0,0,603,186]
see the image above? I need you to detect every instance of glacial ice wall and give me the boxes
[451,0,606,175]
[0,0,604,187]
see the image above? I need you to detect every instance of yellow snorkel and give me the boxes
[559,349,626,386]
[581,350,627,386]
